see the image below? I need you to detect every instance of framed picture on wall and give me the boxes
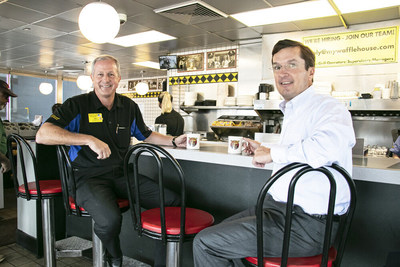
[207,49,236,70]
[128,80,139,91]
[158,78,166,90]
[177,53,204,72]
[149,79,158,90]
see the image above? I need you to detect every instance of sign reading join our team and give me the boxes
[303,26,398,67]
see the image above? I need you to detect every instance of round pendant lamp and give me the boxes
[135,71,149,95]
[135,82,149,95]
[78,2,120,43]
[39,82,53,95]
[77,75,93,90]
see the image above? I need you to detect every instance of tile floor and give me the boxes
[0,187,149,267]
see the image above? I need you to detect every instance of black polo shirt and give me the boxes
[155,109,184,136]
[46,91,152,178]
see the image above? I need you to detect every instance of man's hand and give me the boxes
[174,134,187,148]
[0,158,11,173]
[243,138,261,155]
[252,146,272,168]
[88,137,111,159]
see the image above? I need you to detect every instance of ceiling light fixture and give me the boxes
[333,0,400,13]
[79,2,120,43]
[39,71,53,95]
[77,75,93,90]
[135,71,149,95]
[231,0,336,27]
[109,30,176,47]
[133,61,162,70]
[76,61,93,90]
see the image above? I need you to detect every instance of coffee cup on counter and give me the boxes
[228,136,243,154]
[186,133,200,149]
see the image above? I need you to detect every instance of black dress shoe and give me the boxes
[107,255,122,267]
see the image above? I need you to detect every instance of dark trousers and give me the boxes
[75,172,180,265]
[193,194,338,267]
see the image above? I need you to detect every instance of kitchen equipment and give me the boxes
[258,83,274,100]
[210,115,262,141]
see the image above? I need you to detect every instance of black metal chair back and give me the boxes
[254,162,356,267]
[56,145,86,217]
[124,143,186,243]
[7,133,41,200]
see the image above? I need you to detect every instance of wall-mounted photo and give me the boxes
[128,80,139,91]
[207,49,237,70]
[158,78,167,90]
[177,53,204,72]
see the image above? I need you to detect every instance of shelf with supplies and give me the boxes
[180,105,254,113]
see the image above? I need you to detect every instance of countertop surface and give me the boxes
[160,141,400,185]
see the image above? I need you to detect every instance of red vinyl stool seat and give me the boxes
[125,143,215,267]
[8,134,63,267]
[245,247,337,267]
[141,207,214,235]
[18,180,62,196]
[68,197,129,214]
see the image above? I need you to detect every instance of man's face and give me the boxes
[91,59,121,99]
[272,46,314,101]
[0,93,9,110]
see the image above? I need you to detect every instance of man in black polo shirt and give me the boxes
[36,55,186,267]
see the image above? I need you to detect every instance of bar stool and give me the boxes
[7,133,62,267]
[56,145,129,267]
[124,143,214,267]
[243,162,357,267]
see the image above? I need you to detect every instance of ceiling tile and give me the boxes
[203,0,269,14]
[215,28,262,41]
[195,17,247,33]
[0,17,25,33]
[0,2,49,24]
[34,17,79,33]
[292,16,343,31]
[7,0,81,15]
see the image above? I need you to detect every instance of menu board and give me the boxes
[303,26,398,67]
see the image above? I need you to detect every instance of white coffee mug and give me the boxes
[228,136,243,154]
[186,133,200,149]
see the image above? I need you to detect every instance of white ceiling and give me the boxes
[0,0,399,79]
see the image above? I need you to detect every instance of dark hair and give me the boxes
[52,103,62,113]
[272,39,315,70]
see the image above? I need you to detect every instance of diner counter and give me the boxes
[162,141,400,185]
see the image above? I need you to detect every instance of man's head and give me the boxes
[271,39,315,101]
[0,80,17,110]
[91,55,121,100]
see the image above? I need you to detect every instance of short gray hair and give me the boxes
[91,55,121,77]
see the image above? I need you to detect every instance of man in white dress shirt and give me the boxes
[192,39,355,267]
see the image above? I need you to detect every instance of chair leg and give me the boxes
[166,242,180,267]
[41,198,56,267]
[92,220,106,267]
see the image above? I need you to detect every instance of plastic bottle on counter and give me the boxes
[390,81,398,99]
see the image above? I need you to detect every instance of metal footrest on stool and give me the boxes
[122,256,151,267]
[55,236,92,258]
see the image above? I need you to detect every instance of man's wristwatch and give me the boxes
[171,137,177,147]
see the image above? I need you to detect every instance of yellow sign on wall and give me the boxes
[303,26,398,67]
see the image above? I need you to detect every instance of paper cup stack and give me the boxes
[236,95,254,106]
[224,97,236,106]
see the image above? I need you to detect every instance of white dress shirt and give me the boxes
[264,86,355,215]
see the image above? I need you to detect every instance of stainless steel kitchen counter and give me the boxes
[162,141,400,185]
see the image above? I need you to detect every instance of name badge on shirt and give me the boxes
[88,113,103,123]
